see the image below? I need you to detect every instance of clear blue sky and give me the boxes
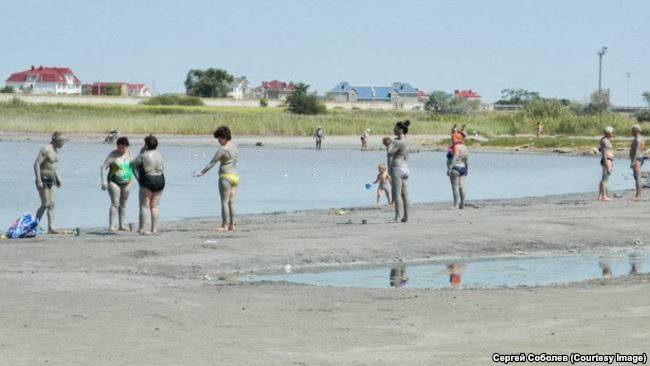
[2,0,648,104]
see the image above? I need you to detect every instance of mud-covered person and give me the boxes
[629,125,645,201]
[100,136,134,232]
[34,131,68,234]
[131,135,165,235]
[597,127,614,201]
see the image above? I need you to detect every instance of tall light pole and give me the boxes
[597,46,607,92]
[626,72,631,107]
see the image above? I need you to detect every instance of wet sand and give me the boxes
[1,191,649,365]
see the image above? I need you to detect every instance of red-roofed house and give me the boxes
[6,66,82,95]
[454,89,481,101]
[255,80,295,100]
[127,84,151,97]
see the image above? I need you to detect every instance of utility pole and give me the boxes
[597,46,607,92]
[626,72,631,107]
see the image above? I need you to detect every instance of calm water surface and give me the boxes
[0,140,636,228]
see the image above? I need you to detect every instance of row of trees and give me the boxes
[184,68,324,114]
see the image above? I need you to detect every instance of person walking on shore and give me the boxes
[194,126,239,232]
[313,126,324,150]
[34,131,67,234]
[447,134,469,209]
[361,129,370,151]
[100,136,134,232]
[372,163,392,207]
[131,135,165,235]
[598,127,614,201]
[629,125,645,201]
[388,120,411,222]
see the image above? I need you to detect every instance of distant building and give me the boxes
[416,90,428,102]
[228,77,253,99]
[91,82,128,96]
[255,80,295,100]
[5,66,82,95]
[327,81,419,107]
[87,82,150,97]
[454,89,481,101]
[127,84,151,97]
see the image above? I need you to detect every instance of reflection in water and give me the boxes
[630,253,641,275]
[447,263,464,288]
[599,258,612,277]
[389,265,408,288]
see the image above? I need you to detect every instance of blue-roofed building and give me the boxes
[327,81,419,107]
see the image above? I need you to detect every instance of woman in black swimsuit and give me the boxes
[130,135,165,234]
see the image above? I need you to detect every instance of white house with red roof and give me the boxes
[6,66,81,95]
[454,89,481,101]
[127,84,150,97]
[255,80,295,100]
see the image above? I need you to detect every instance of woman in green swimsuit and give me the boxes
[100,136,134,232]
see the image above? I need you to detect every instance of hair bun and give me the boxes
[404,120,411,127]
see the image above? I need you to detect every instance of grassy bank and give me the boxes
[0,101,639,137]
[423,136,631,151]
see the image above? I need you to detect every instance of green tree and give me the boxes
[642,91,650,106]
[424,91,451,113]
[185,68,234,98]
[424,91,479,115]
[496,88,540,105]
[583,90,611,115]
[285,83,326,115]
[0,85,14,93]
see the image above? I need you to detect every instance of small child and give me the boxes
[373,163,392,207]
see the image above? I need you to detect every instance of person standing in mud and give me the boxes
[361,129,370,151]
[447,135,469,209]
[629,125,645,201]
[597,127,614,201]
[388,120,411,222]
[194,126,239,232]
[34,131,67,234]
[101,136,134,232]
[130,135,165,235]
[313,126,324,150]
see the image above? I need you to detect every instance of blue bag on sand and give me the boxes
[6,214,40,239]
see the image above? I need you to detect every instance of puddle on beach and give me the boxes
[238,251,648,289]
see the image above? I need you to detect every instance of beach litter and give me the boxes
[6,213,40,239]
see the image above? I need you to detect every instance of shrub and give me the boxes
[635,110,650,123]
[522,99,566,119]
[142,95,204,106]
[259,97,268,107]
[286,83,326,115]
[0,85,14,93]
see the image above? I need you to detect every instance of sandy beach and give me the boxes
[1,190,649,365]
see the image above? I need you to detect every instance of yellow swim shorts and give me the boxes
[220,173,240,187]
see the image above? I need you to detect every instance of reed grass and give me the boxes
[0,101,639,138]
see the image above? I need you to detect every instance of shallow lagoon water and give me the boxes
[240,251,648,289]
[0,140,637,228]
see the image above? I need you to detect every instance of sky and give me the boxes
[2,0,649,104]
